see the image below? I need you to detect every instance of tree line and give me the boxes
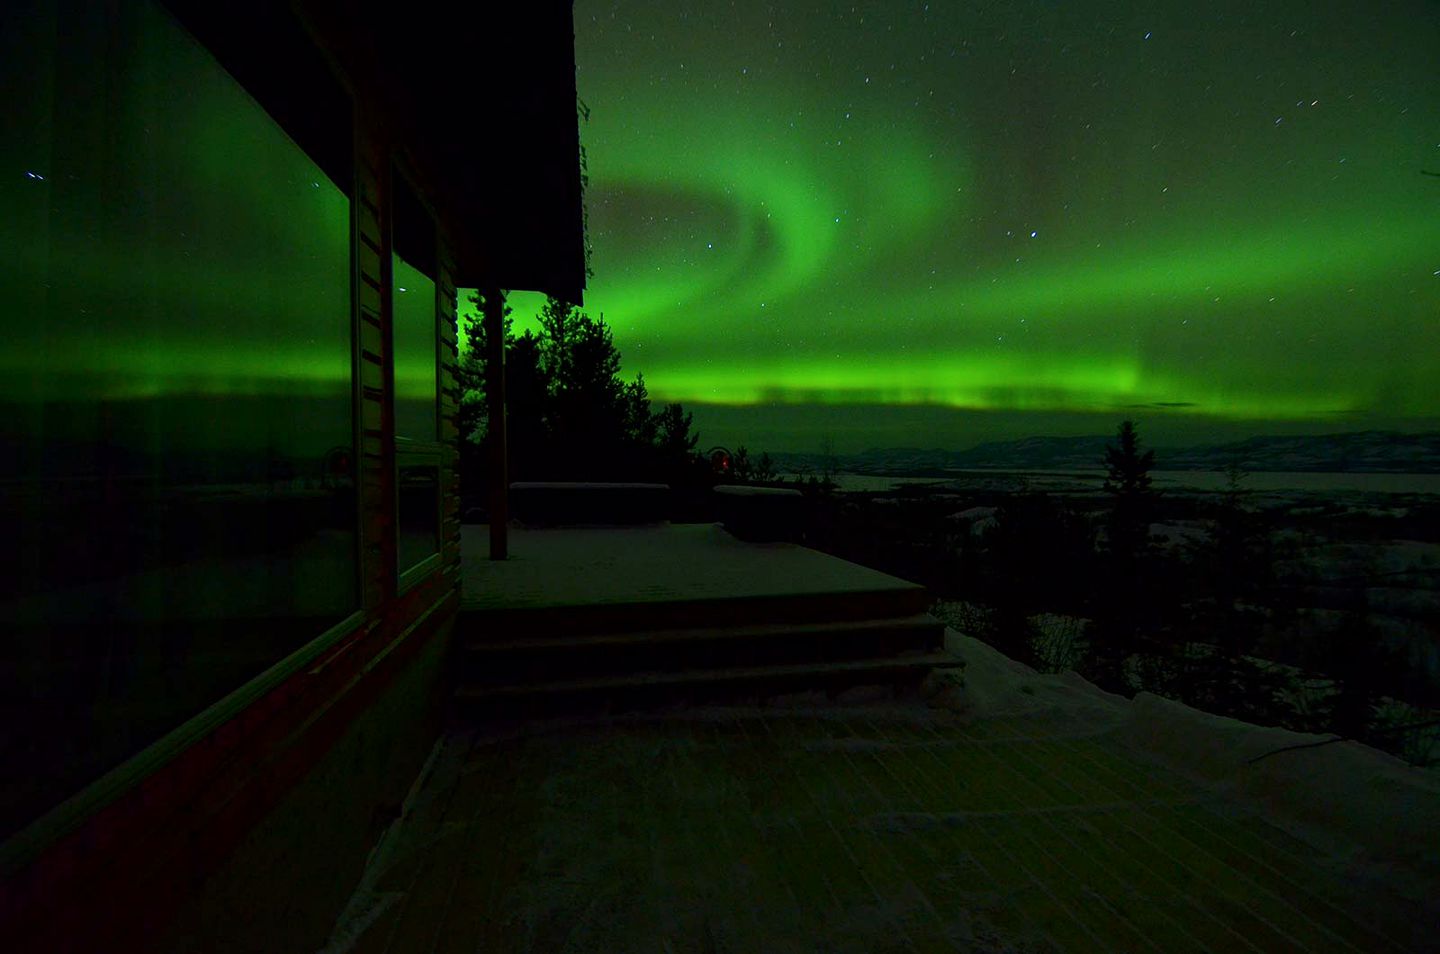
[456,293,707,500]
[960,419,1423,758]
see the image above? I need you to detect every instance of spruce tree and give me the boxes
[1103,419,1155,567]
[1093,419,1158,687]
[457,295,700,492]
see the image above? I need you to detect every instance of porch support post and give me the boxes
[483,286,509,559]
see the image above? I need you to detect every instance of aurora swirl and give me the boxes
[479,0,1440,450]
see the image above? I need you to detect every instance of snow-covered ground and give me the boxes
[928,630,1440,889]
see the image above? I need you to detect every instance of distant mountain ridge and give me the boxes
[771,431,1440,475]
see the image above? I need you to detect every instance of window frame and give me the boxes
[390,160,444,590]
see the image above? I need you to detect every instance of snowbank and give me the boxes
[1122,691,1440,882]
[934,629,1440,885]
[926,631,1127,726]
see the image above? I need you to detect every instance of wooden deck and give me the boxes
[322,533,1431,951]
[326,703,1427,953]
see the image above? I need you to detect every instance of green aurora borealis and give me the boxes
[468,0,1440,451]
[5,0,1436,455]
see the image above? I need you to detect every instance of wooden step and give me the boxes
[456,613,945,685]
[456,586,931,639]
[460,612,942,654]
[453,653,960,714]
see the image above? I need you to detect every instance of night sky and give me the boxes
[467,0,1440,453]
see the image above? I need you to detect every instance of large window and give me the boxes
[0,0,356,838]
[392,171,442,578]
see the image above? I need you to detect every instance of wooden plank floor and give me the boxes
[329,704,1428,954]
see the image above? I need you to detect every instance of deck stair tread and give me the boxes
[454,653,959,701]
[461,612,941,653]
[457,588,930,637]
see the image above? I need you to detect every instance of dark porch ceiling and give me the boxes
[167,0,586,304]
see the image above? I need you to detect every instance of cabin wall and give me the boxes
[155,612,454,953]
[149,121,468,954]
[0,3,466,949]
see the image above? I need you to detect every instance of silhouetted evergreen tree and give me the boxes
[456,290,512,502]
[1103,419,1155,561]
[457,295,701,494]
[457,290,512,446]
[504,331,547,478]
[819,435,838,485]
[731,445,753,482]
[1090,419,1159,689]
[653,402,700,481]
[538,297,629,472]
[622,373,659,449]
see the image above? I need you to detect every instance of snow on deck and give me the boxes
[325,695,1431,953]
[324,703,1416,954]
[324,528,1439,952]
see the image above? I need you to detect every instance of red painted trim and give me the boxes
[1,572,457,953]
